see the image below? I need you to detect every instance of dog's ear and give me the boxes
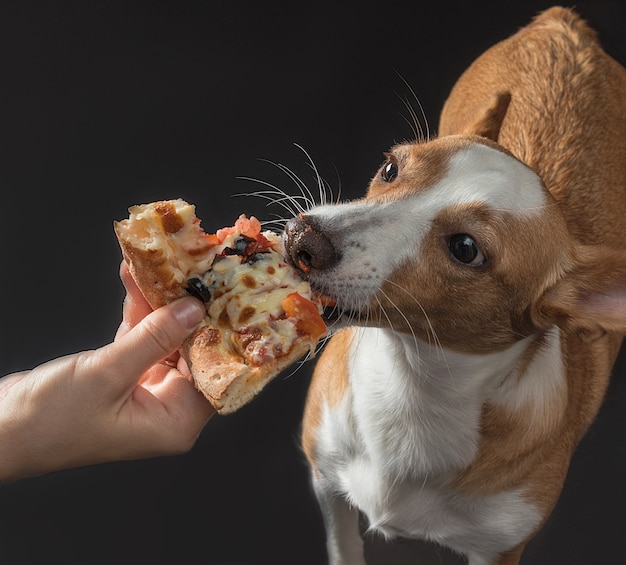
[533,246,626,336]
[463,91,512,142]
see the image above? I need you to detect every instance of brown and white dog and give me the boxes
[283,7,626,565]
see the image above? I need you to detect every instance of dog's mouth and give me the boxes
[312,288,363,327]
[286,247,369,327]
[282,217,367,327]
[313,291,341,322]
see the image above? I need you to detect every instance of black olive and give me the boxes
[223,235,256,256]
[185,277,212,302]
[246,251,270,264]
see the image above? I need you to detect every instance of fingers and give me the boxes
[99,296,206,396]
[115,261,153,340]
[119,259,132,287]
[136,369,216,451]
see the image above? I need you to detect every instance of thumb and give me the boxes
[98,297,205,392]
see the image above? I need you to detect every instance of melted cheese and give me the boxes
[126,198,218,284]
[119,199,322,367]
[197,230,317,365]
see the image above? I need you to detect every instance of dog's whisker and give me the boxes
[240,190,311,211]
[395,70,431,142]
[374,294,394,331]
[398,109,421,144]
[281,350,314,380]
[381,279,461,397]
[234,179,308,216]
[374,294,404,381]
[236,148,340,233]
[320,176,336,207]
[395,90,424,142]
[262,158,317,211]
[259,218,289,232]
[236,182,306,206]
[293,143,328,208]
[327,162,343,206]
[246,156,316,212]
[377,287,421,369]
[315,332,333,355]
[382,279,442,356]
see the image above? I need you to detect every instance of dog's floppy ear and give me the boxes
[462,91,512,142]
[533,246,626,336]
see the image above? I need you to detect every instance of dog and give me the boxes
[283,7,626,565]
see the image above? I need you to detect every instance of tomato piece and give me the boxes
[234,214,262,238]
[253,231,272,252]
[215,225,235,243]
[281,293,327,340]
[204,233,221,247]
[215,214,262,243]
[315,293,336,307]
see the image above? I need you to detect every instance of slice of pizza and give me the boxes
[114,198,327,414]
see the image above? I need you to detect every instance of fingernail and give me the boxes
[171,298,205,329]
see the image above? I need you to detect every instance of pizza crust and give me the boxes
[116,237,185,309]
[184,326,315,414]
[114,198,209,309]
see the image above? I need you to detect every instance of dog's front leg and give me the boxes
[313,477,366,565]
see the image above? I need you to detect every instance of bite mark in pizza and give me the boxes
[114,198,327,414]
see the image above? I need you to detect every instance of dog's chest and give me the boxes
[314,328,541,551]
[331,328,530,476]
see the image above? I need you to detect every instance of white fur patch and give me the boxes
[343,328,533,477]
[306,143,546,309]
[442,144,547,215]
[313,328,542,559]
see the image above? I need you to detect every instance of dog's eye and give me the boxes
[381,158,398,182]
[448,234,485,266]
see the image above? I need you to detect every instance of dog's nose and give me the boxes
[284,214,341,274]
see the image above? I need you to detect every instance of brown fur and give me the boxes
[431,6,626,561]
[440,6,626,246]
[302,7,626,565]
[439,10,626,543]
[302,328,353,474]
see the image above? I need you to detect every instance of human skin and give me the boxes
[0,263,215,483]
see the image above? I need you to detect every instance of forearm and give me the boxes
[0,357,91,483]
[0,371,36,483]
[0,433,29,483]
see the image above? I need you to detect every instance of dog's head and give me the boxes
[284,131,626,353]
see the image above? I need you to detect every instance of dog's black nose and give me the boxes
[284,214,341,274]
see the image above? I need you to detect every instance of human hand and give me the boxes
[0,263,214,483]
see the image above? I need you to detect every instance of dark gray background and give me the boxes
[1,1,625,563]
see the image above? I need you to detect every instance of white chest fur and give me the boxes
[314,327,552,558]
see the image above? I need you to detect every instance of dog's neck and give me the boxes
[346,326,562,479]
